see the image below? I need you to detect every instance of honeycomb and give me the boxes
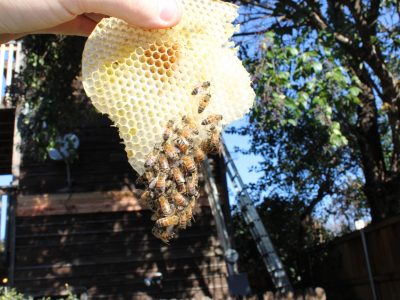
[81,0,255,175]
[82,0,255,242]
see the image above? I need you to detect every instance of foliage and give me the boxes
[228,0,400,221]
[231,31,368,229]
[9,35,96,163]
[0,286,79,300]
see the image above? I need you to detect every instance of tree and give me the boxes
[10,35,95,161]
[228,0,400,221]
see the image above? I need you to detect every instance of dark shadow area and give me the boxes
[13,207,229,299]
[0,108,15,175]
[18,114,137,195]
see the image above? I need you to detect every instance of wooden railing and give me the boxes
[0,41,23,108]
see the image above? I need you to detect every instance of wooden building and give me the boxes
[1,42,231,299]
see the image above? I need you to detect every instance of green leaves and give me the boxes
[329,122,348,147]
[0,287,79,300]
[348,86,361,97]
[287,46,299,57]
[249,32,361,148]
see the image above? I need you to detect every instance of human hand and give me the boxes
[0,0,182,44]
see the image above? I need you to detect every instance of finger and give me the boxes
[0,34,25,45]
[0,0,76,34]
[84,13,108,23]
[61,0,183,29]
[0,15,98,43]
[36,15,98,37]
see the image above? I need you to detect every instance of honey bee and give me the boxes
[208,129,222,153]
[163,120,174,141]
[139,191,153,208]
[198,93,211,114]
[178,201,195,228]
[152,227,176,243]
[191,81,211,95]
[175,128,194,143]
[177,211,190,229]
[177,182,186,194]
[175,136,191,154]
[158,154,170,173]
[193,146,206,165]
[182,155,197,174]
[148,177,158,190]
[188,196,196,213]
[186,176,198,197]
[163,142,179,161]
[136,171,154,186]
[151,209,163,221]
[200,140,211,154]
[171,167,185,185]
[182,116,199,135]
[201,114,223,126]
[191,172,199,185]
[145,149,159,169]
[166,179,175,191]
[171,190,189,208]
[159,195,174,216]
[148,198,158,212]
[156,215,179,227]
[155,172,167,193]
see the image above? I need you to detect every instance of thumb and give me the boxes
[64,0,183,29]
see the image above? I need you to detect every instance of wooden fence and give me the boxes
[0,41,23,108]
[302,215,400,300]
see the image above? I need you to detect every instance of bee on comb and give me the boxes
[191,81,211,95]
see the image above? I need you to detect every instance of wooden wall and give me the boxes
[302,215,400,300]
[14,207,229,299]
[19,114,136,194]
[13,180,230,299]
[13,113,232,299]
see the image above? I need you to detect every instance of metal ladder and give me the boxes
[220,139,294,293]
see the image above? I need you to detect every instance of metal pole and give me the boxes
[66,162,71,189]
[360,228,378,300]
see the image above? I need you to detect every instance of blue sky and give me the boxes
[223,118,265,206]
[0,175,12,187]
[1,51,10,96]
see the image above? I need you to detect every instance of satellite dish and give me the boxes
[225,248,239,264]
[48,133,80,161]
[47,133,80,191]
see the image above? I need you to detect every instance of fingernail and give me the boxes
[160,0,178,21]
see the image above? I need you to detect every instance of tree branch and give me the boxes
[300,174,333,224]
[298,0,356,48]
[367,0,380,32]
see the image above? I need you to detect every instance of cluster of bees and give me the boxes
[137,81,223,243]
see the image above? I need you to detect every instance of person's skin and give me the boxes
[0,0,182,44]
